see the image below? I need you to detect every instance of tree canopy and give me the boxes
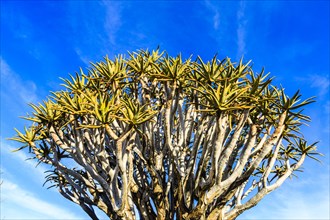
[10,49,321,220]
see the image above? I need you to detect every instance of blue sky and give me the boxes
[0,1,329,219]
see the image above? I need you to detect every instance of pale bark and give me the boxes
[14,51,316,220]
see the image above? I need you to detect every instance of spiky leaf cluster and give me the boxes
[10,49,320,220]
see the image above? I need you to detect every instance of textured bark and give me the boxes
[11,49,319,219]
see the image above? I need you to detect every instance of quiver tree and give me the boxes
[10,49,321,220]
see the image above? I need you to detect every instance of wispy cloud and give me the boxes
[103,1,123,46]
[1,140,48,183]
[74,47,93,66]
[204,0,220,30]
[1,139,109,219]
[295,74,330,97]
[0,58,38,104]
[236,1,247,59]
[67,1,104,64]
[239,172,330,219]
[68,1,123,65]
[293,74,330,135]
[271,184,329,219]
[0,139,88,218]
[1,179,82,219]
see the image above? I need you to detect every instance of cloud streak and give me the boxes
[295,74,330,97]
[1,141,48,183]
[236,1,247,59]
[103,1,123,46]
[239,170,330,219]
[0,139,90,219]
[0,58,38,105]
[1,179,82,219]
[204,0,220,30]
[67,1,123,65]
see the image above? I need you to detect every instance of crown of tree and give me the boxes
[10,49,321,220]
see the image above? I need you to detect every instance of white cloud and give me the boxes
[1,139,109,219]
[204,0,221,30]
[238,172,330,219]
[68,1,123,65]
[295,74,330,97]
[0,139,88,219]
[1,140,48,183]
[213,11,220,30]
[1,179,82,219]
[0,58,38,104]
[236,1,247,59]
[103,1,123,45]
[74,47,93,66]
